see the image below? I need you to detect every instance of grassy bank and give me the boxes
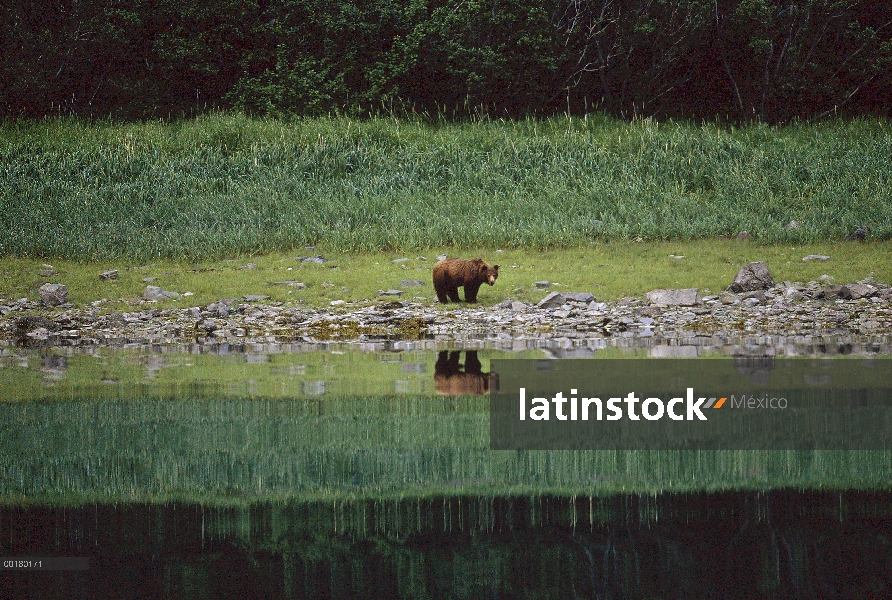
[2,241,890,309]
[1,113,891,261]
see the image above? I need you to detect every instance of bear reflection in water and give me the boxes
[434,350,499,396]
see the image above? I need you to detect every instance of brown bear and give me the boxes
[434,351,499,396]
[432,257,499,303]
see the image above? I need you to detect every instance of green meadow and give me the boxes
[1,113,890,262]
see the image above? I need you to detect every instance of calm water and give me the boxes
[2,336,891,598]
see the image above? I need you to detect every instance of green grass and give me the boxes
[2,241,890,309]
[1,113,890,261]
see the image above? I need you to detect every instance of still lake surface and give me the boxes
[2,336,891,598]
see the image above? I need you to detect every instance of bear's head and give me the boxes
[478,260,499,286]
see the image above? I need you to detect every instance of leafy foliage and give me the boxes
[1,0,890,121]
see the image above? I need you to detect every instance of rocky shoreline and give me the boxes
[3,265,892,350]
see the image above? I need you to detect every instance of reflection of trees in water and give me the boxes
[434,351,498,396]
[3,491,891,598]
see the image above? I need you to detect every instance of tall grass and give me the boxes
[2,113,890,260]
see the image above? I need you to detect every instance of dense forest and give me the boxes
[2,0,890,122]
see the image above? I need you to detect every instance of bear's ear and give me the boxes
[493,265,500,271]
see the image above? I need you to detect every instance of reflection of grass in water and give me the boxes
[2,241,891,308]
[1,393,890,506]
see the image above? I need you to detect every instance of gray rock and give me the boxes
[378,290,403,296]
[740,290,766,302]
[645,288,701,306]
[785,220,799,230]
[40,269,56,277]
[26,327,50,340]
[99,270,119,280]
[143,285,179,301]
[39,283,68,307]
[392,258,410,263]
[736,231,751,240]
[400,280,425,287]
[238,263,257,270]
[784,288,805,301]
[742,297,761,306]
[201,318,218,332]
[802,255,831,262]
[243,294,270,302]
[537,292,595,309]
[207,302,230,317]
[841,283,877,300]
[510,301,529,311]
[819,274,833,283]
[533,281,551,288]
[563,292,596,303]
[820,285,844,300]
[142,277,156,283]
[437,254,448,261]
[729,261,774,292]
[298,256,325,264]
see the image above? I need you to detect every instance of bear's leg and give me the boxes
[434,279,450,303]
[447,286,461,303]
[464,282,482,303]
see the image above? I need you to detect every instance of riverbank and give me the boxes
[4,274,891,349]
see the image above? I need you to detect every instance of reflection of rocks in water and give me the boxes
[434,351,498,396]
[541,347,595,359]
[40,354,67,373]
[40,354,67,381]
[649,345,700,358]
[143,355,165,378]
[734,356,775,385]
[302,380,326,396]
